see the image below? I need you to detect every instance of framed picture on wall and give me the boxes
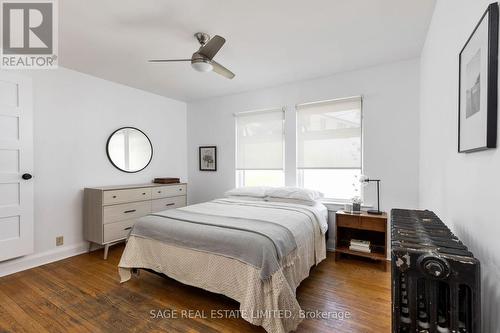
[199,146,217,171]
[458,3,499,153]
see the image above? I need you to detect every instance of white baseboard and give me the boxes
[0,242,89,278]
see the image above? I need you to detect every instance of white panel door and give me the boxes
[0,73,33,261]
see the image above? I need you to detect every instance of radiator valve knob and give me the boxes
[418,256,450,279]
[425,261,445,277]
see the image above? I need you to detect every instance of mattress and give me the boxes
[118,199,328,333]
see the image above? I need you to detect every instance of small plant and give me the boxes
[352,196,362,204]
[351,195,362,213]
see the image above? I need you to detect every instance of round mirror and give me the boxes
[106,127,153,173]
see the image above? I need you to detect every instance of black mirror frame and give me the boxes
[106,127,153,173]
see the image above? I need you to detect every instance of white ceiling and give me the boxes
[60,0,436,102]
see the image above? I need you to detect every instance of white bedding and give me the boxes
[118,199,328,333]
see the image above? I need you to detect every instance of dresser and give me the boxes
[84,183,187,259]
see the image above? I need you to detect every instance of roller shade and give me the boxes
[235,108,284,170]
[297,96,362,169]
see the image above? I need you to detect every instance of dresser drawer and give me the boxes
[151,185,186,199]
[337,214,361,228]
[103,188,152,205]
[152,196,186,213]
[103,219,135,243]
[103,201,151,224]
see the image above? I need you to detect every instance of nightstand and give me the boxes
[335,210,388,270]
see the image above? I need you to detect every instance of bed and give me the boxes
[118,195,328,333]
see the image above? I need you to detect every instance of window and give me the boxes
[235,108,285,187]
[296,96,362,200]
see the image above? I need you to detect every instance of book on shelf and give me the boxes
[350,242,370,249]
[349,245,372,253]
[350,239,370,247]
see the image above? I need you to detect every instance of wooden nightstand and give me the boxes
[335,210,388,270]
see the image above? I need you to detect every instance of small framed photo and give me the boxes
[199,146,217,171]
[458,3,498,153]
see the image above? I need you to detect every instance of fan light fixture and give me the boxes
[191,59,213,72]
[148,32,235,79]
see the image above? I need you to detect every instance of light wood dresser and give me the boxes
[84,183,187,259]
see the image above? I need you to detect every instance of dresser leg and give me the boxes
[88,242,93,253]
[103,244,109,260]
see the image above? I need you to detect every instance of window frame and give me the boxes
[234,107,286,188]
[295,96,364,202]
[296,168,363,203]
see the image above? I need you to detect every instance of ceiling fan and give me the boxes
[148,32,235,79]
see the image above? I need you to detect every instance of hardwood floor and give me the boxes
[0,245,391,333]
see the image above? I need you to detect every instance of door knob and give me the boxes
[22,173,33,180]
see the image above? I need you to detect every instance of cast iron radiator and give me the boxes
[391,209,480,333]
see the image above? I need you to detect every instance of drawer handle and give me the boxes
[124,227,132,231]
[165,203,175,207]
[157,191,162,193]
[179,189,182,191]
[124,209,136,214]
[112,195,117,198]
[142,192,146,195]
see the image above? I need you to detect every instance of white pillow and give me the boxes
[265,187,323,202]
[225,195,266,201]
[224,186,269,198]
[265,197,316,206]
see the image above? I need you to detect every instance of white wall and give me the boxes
[187,58,421,244]
[0,67,187,276]
[419,1,500,331]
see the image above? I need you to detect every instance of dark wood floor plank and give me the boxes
[64,255,258,333]
[18,268,107,333]
[49,255,226,333]
[0,279,89,333]
[0,291,41,333]
[71,265,216,332]
[39,264,150,333]
[0,244,391,332]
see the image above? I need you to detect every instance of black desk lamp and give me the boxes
[360,177,383,215]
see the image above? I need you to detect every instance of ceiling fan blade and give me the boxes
[198,35,226,60]
[148,59,191,63]
[211,61,235,79]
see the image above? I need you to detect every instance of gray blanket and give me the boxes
[130,206,298,280]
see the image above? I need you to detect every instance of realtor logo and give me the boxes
[1,0,58,69]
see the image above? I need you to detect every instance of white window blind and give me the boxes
[296,96,362,169]
[235,108,284,170]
